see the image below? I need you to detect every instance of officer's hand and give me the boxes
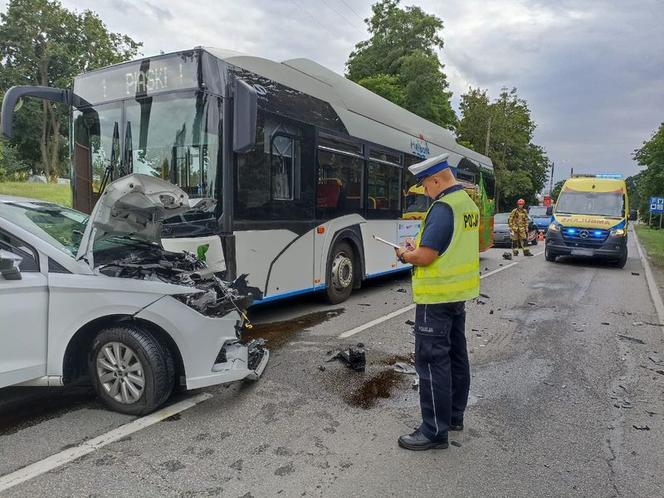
[405,238,416,251]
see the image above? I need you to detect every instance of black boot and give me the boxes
[398,429,448,451]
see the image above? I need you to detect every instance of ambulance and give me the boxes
[545,174,631,268]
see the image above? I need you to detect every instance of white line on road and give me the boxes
[633,229,664,335]
[0,393,212,494]
[338,250,544,338]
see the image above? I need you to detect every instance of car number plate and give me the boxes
[571,248,594,257]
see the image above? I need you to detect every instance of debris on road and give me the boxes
[617,334,646,345]
[405,320,415,326]
[502,252,512,260]
[479,293,490,299]
[632,425,651,431]
[631,272,640,276]
[393,362,416,375]
[527,302,536,306]
[396,288,407,293]
[327,345,366,372]
[601,321,610,325]
[451,441,462,447]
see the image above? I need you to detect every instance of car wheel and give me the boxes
[326,241,355,304]
[90,324,174,415]
[615,249,628,269]
[545,247,557,262]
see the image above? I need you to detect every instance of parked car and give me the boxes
[528,205,553,234]
[0,174,268,415]
[492,212,538,247]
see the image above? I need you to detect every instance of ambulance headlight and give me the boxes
[548,222,560,232]
[610,228,626,237]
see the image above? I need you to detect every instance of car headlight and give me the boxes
[610,228,626,237]
[548,222,559,232]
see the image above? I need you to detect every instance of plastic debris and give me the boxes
[393,362,416,375]
[632,425,650,431]
[327,346,366,372]
[617,334,645,344]
[502,252,512,260]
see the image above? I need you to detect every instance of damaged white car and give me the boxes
[0,174,268,415]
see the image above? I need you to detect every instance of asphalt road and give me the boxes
[2,234,663,497]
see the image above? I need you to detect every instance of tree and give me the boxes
[457,86,550,209]
[346,0,456,129]
[0,0,141,179]
[633,122,664,219]
[551,180,565,201]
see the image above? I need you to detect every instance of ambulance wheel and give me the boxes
[326,241,355,304]
[615,249,627,269]
[545,247,557,262]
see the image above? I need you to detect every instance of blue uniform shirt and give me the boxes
[419,184,464,255]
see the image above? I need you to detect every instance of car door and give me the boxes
[0,229,48,388]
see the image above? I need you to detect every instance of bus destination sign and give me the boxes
[74,53,199,104]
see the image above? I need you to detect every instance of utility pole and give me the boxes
[570,167,574,177]
[549,161,555,194]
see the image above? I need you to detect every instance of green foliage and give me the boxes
[635,225,664,268]
[551,180,565,201]
[633,122,664,216]
[0,181,71,206]
[0,0,141,179]
[457,87,550,209]
[346,0,456,129]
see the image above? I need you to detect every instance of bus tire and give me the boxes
[326,241,355,304]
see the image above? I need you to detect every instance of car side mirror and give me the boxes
[233,79,257,153]
[0,249,22,280]
[629,209,637,221]
[546,206,553,216]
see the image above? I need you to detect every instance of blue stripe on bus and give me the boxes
[252,284,326,305]
[366,267,411,278]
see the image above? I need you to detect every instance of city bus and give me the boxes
[1,47,494,304]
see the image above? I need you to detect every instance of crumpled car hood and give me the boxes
[76,174,214,263]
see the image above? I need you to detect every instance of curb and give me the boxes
[632,227,664,335]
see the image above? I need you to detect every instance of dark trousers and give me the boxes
[414,301,470,442]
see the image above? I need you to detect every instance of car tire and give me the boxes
[615,249,628,269]
[545,247,557,262]
[90,324,174,415]
[531,238,538,246]
[326,241,355,304]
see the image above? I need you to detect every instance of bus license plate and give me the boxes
[571,248,594,257]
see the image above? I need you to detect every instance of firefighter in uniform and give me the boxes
[395,153,480,451]
[508,198,533,256]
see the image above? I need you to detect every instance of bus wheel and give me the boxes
[326,241,355,304]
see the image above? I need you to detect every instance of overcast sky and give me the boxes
[2,0,663,184]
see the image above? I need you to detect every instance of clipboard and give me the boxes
[372,234,401,249]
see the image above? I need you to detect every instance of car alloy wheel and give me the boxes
[96,342,145,404]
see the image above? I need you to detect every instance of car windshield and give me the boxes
[0,201,88,256]
[528,206,548,217]
[494,213,509,223]
[556,191,624,217]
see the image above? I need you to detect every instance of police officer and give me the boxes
[395,153,480,451]
[508,198,533,256]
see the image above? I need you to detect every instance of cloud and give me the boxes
[2,0,661,183]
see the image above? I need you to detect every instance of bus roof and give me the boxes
[204,48,492,170]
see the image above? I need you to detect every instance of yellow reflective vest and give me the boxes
[412,189,480,304]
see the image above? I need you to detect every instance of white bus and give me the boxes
[2,48,494,305]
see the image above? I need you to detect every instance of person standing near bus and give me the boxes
[394,153,480,450]
[508,198,533,256]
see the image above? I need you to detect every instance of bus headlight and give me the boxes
[610,228,626,237]
[548,222,560,232]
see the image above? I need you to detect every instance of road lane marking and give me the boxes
[0,393,212,494]
[633,229,664,334]
[338,250,544,338]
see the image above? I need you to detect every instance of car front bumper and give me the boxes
[134,296,269,390]
[545,229,627,258]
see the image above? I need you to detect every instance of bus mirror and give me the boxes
[233,79,257,153]
[546,206,553,216]
[2,86,72,139]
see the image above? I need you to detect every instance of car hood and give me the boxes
[76,174,214,263]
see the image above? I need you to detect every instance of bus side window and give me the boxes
[316,143,364,221]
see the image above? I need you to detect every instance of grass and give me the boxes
[0,181,72,207]
[635,224,664,268]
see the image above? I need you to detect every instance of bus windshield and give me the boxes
[72,93,221,212]
[556,191,624,218]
